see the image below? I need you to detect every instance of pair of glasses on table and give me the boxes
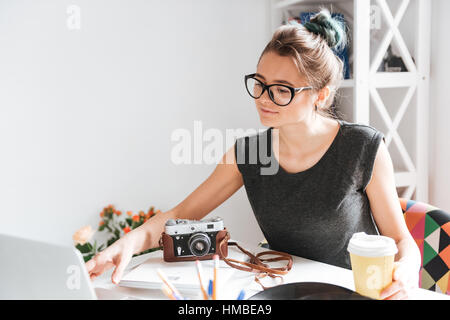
[244,73,313,107]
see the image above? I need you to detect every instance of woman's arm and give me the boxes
[137,144,244,251]
[86,144,244,283]
[365,141,421,299]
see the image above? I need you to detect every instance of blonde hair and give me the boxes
[258,9,347,118]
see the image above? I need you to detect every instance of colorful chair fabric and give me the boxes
[400,198,450,295]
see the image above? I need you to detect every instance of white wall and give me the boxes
[0,0,269,246]
[429,0,450,212]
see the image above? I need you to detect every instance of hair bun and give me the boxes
[303,9,346,50]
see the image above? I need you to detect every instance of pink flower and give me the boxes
[72,225,95,245]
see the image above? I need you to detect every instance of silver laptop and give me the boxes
[0,233,98,299]
[0,233,145,300]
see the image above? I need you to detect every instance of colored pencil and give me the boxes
[236,289,245,300]
[208,279,213,298]
[195,260,209,300]
[212,254,219,300]
[161,284,177,300]
[156,268,183,299]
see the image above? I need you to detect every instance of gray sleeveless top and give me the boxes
[234,119,385,269]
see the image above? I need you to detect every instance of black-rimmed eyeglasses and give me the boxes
[244,73,313,107]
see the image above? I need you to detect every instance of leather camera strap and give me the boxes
[217,232,293,290]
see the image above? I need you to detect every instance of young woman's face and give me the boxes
[254,51,317,128]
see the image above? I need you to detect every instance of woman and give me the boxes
[86,9,421,300]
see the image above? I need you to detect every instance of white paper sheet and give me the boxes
[119,245,250,293]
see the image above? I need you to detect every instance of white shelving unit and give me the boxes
[269,0,431,202]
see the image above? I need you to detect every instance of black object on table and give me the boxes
[248,282,372,300]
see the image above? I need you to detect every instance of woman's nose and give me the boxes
[259,89,273,105]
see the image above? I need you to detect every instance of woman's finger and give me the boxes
[87,252,114,276]
[111,253,132,285]
[392,262,404,281]
[85,258,97,273]
[384,288,408,300]
[380,280,402,299]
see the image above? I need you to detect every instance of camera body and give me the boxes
[161,217,228,262]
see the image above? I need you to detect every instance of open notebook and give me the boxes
[119,244,251,294]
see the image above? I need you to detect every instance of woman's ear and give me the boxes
[314,86,331,107]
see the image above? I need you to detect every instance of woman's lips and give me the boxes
[260,107,278,115]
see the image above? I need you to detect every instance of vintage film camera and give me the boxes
[161,217,229,262]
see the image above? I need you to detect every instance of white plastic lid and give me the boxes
[347,232,398,257]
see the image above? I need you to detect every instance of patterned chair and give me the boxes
[400,198,450,295]
[258,198,450,295]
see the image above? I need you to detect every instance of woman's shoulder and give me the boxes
[336,119,385,190]
[338,119,384,143]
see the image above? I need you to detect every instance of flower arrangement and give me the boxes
[73,204,162,262]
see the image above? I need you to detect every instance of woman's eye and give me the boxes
[277,88,289,94]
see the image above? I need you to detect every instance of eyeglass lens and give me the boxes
[246,78,292,106]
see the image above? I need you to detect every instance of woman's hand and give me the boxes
[85,209,177,284]
[85,232,138,285]
[379,259,420,300]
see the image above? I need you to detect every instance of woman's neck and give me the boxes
[274,116,336,155]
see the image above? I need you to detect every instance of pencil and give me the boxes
[236,289,245,300]
[195,260,209,300]
[208,279,213,298]
[161,284,177,300]
[212,254,219,300]
[156,268,183,299]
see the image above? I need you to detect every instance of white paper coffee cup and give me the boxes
[347,232,398,299]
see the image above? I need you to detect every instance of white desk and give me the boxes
[92,241,449,300]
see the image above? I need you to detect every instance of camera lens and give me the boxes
[188,233,211,257]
